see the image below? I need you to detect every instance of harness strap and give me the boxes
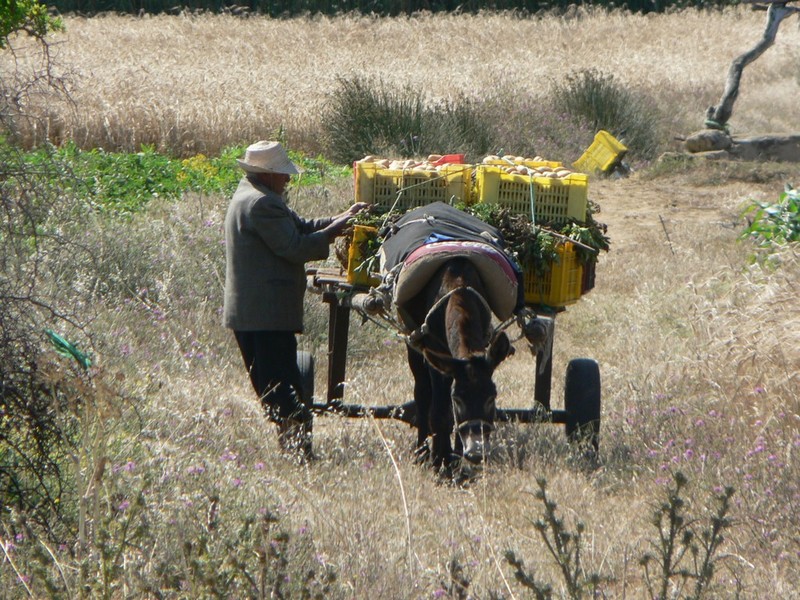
[409,286,494,355]
[457,419,495,435]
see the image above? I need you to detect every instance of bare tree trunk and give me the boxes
[705,2,799,129]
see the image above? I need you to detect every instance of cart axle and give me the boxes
[311,401,567,426]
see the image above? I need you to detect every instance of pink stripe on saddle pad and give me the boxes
[404,241,517,283]
[395,240,519,323]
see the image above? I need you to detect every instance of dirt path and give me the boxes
[588,162,800,249]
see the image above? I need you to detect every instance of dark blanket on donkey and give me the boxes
[380,202,508,271]
[379,202,525,312]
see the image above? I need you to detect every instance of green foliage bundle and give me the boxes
[551,68,664,161]
[462,201,610,273]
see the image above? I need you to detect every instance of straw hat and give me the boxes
[236,141,303,175]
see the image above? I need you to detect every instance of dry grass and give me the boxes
[2,7,800,599]
[4,6,800,155]
[48,160,794,598]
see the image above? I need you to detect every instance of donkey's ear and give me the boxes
[487,332,514,368]
[423,348,459,376]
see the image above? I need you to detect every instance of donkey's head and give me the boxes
[423,331,513,464]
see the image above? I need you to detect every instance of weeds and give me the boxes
[640,472,735,600]
[505,474,735,599]
[505,477,610,599]
[740,183,800,250]
[321,75,493,164]
[16,140,350,215]
[551,68,664,161]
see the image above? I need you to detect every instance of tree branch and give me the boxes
[705,3,800,129]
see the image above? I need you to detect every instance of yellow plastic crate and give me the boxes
[346,225,381,287]
[475,165,589,223]
[573,130,628,174]
[481,155,563,169]
[524,242,583,307]
[354,162,473,210]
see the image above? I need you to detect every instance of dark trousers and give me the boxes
[233,330,307,422]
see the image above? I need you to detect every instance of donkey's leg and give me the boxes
[428,368,455,468]
[408,346,432,463]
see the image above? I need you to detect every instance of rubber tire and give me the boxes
[564,358,601,453]
[296,351,315,405]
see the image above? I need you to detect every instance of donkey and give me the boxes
[401,256,514,469]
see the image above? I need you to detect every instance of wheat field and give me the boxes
[2,6,800,599]
[6,6,800,155]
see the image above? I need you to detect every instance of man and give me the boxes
[223,140,367,460]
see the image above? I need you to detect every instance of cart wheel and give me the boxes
[564,358,601,454]
[296,351,315,405]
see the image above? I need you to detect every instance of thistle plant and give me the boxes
[505,477,611,599]
[640,471,735,600]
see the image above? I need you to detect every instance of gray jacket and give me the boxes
[223,176,333,332]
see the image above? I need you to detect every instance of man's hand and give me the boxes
[325,202,370,240]
[336,202,370,220]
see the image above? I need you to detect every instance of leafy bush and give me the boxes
[21,142,349,214]
[321,75,492,164]
[0,0,62,48]
[551,68,665,161]
[740,183,800,249]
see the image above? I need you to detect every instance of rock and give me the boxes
[684,129,733,153]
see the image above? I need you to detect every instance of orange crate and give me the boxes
[475,165,588,223]
[354,161,473,210]
[524,242,583,307]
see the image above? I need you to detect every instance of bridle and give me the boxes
[405,285,510,356]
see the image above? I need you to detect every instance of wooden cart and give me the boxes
[302,267,601,452]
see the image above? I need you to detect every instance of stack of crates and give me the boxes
[351,152,598,307]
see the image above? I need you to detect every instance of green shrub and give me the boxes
[481,84,594,163]
[419,93,493,160]
[740,183,800,249]
[321,75,425,164]
[321,75,493,163]
[0,0,62,48]
[551,68,664,161]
